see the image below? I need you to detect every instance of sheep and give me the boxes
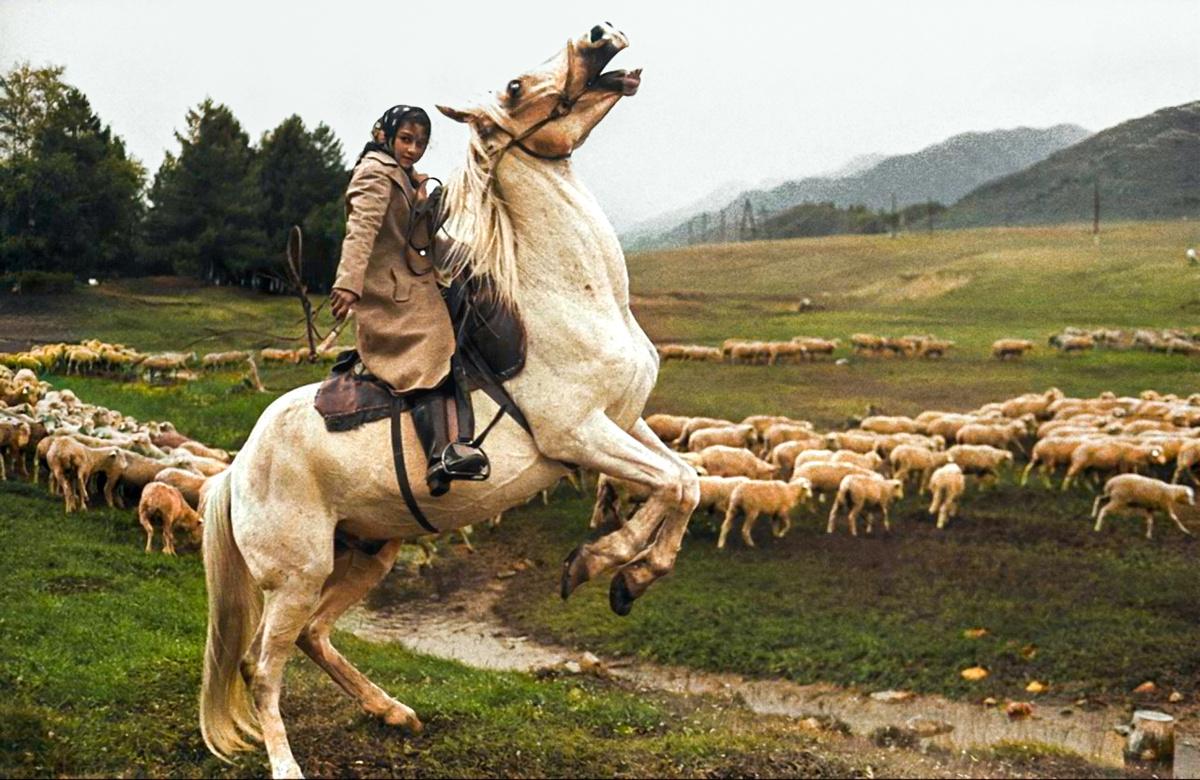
[1050,333,1095,353]
[0,417,31,480]
[167,449,229,477]
[829,449,884,471]
[674,416,736,449]
[645,413,691,444]
[137,482,204,554]
[827,473,903,535]
[719,478,813,549]
[201,350,251,370]
[696,445,777,479]
[1061,440,1167,491]
[153,466,207,508]
[945,444,1014,487]
[1172,439,1200,484]
[851,333,885,355]
[928,463,965,530]
[1091,474,1195,539]
[955,421,1028,454]
[766,341,807,365]
[824,430,879,454]
[259,348,300,365]
[924,414,980,442]
[687,424,755,453]
[1000,388,1064,419]
[588,473,654,530]
[790,337,838,359]
[768,441,826,478]
[860,416,918,435]
[889,444,952,493]
[917,339,954,359]
[655,344,688,361]
[730,341,770,365]
[762,423,825,456]
[173,440,231,463]
[1021,435,1093,487]
[992,339,1035,360]
[696,475,750,517]
[681,345,722,362]
[46,437,129,513]
[792,460,878,502]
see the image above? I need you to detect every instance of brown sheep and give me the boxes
[719,478,813,549]
[762,424,825,456]
[1061,440,1166,491]
[687,424,756,453]
[860,416,918,435]
[696,475,750,517]
[696,445,777,479]
[992,339,1034,360]
[792,461,877,502]
[945,444,1014,487]
[827,474,903,535]
[824,430,879,455]
[138,482,204,554]
[674,416,736,449]
[889,444,952,494]
[955,421,1028,454]
[645,413,690,445]
[46,437,129,512]
[154,466,208,509]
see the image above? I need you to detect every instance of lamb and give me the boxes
[768,441,827,478]
[928,463,965,530]
[827,473,903,535]
[792,460,877,502]
[1172,439,1200,484]
[992,339,1035,360]
[687,424,756,453]
[0,417,31,480]
[1061,440,1166,491]
[137,481,204,554]
[167,449,230,477]
[1091,474,1195,539]
[889,444,952,493]
[173,440,232,463]
[153,466,208,508]
[762,423,825,455]
[696,445,777,479]
[719,478,813,549]
[944,444,1014,486]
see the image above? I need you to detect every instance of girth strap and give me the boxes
[390,399,438,534]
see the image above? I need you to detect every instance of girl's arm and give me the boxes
[333,162,392,298]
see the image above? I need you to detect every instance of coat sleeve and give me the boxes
[333,162,393,297]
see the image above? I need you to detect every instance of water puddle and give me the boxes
[346,583,1187,773]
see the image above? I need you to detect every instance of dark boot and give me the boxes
[410,390,489,497]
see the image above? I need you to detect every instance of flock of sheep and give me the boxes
[654,328,1200,365]
[0,340,340,382]
[591,386,1200,547]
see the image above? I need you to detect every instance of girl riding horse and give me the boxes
[329,104,486,495]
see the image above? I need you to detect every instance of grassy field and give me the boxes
[3,221,1200,772]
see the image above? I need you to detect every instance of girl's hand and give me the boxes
[330,288,360,320]
[413,172,430,197]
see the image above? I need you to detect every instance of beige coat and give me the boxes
[333,150,454,393]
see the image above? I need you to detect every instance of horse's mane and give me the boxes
[439,125,521,310]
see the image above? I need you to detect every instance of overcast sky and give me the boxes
[2,0,1197,231]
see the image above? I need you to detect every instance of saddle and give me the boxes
[313,275,531,533]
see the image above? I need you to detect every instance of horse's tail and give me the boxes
[199,468,262,760]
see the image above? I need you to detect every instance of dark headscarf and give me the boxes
[355,104,432,166]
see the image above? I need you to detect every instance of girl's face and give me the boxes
[391,121,429,170]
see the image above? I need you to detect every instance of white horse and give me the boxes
[200,24,699,779]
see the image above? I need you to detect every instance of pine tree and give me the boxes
[143,98,269,282]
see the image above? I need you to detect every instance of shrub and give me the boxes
[2,270,75,294]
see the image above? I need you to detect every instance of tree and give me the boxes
[142,98,269,282]
[0,65,144,276]
[255,115,347,291]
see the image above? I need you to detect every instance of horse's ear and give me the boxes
[437,104,475,124]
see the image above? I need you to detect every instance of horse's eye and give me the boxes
[506,80,522,98]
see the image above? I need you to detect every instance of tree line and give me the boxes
[0,63,349,292]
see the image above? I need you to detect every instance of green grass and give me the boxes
[0,480,854,778]
[490,483,1200,702]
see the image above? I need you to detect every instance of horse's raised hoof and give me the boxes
[608,571,636,616]
[561,545,586,600]
[382,705,423,735]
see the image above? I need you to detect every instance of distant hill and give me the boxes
[629,124,1090,250]
[943,101,1200,227]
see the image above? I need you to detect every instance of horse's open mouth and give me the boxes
[592,68,642,96]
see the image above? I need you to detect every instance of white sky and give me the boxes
[2,0,1197,230]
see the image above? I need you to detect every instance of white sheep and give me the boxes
[1091,474,1195,539]
[827,473,903,535]
[928,463,965,530]
[719,478,813,549]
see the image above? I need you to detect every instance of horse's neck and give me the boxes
[499,157,630,310]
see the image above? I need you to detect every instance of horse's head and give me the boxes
[438,22,641,160]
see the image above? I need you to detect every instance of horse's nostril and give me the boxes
[590,24,605,43]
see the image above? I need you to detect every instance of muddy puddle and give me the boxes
[345,580,1194,775]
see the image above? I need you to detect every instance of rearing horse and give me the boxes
[200,24,698,779]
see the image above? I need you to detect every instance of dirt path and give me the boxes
[343,548,1170,778]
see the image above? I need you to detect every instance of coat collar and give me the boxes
[362,150,417,194]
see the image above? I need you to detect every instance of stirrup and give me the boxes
[426,442,490,497]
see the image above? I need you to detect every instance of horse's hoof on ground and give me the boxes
[383,706,423,734]
[560,546,587,600]
[608,571,636,616]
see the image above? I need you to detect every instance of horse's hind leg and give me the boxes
[295,539,423,733]
[249,567,327,779]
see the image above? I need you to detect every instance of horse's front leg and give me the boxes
[550,413,698,614]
